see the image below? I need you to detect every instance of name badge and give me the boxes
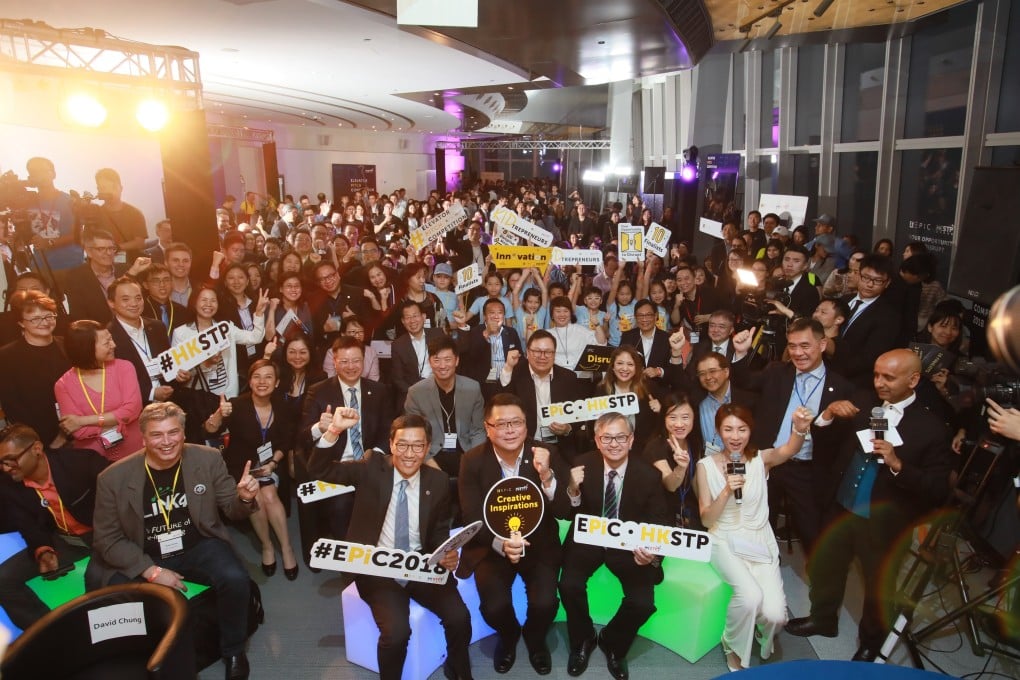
[689,332,700,345]
[101,427,124,448]
[424,318,432,329]
[144,358,162,379]
[443,433,457,450]
[158,529,184,556]
[257,442,274,464]
[486,367,498,382]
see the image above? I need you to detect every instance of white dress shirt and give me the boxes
[379,469,421,551]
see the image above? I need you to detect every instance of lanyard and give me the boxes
[144,461,182,530]
[34,489,70,533]
[148,300,174,337]
[684,293,701,324]
[76,366,106,416]
[795,370,824,407]
[254,405,274,443]
[127,328,151,359]
[439,400,455,433]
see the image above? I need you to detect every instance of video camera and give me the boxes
[951,358,1020,411]
[737,272,791,338]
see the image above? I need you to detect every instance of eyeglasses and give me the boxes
[316,272,339,282]
[23,314,57,326]
[88,245,118,254]
[148,277,172,285]
[485,419,526,431]
[635,313,656,319]
[528,348,555,357]
[393,441,427,454]
[708,323,732,330]
[597,434,630,446]
[859,273,888,286]
[697,367,725,378]
[344,329,365,337]
[335,359,363,366]
[0,441,36,469]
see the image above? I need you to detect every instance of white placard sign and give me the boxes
[427,521,484,566]
[455,263,483,294]
[551,247,604,267]
[618,224,645,262]
[491,225,520,246]
[539,392,640,426]
[758,194,809,231]
[157,321,232,380]
[309,539,450,584]
[644,222,671,258]
[88,602,147,644]
[699,217,723,239]
[572,514,713,562]
[409,204,468,251]
[370,340,392,359]
[490,206,554,247]
[297,480,356,504]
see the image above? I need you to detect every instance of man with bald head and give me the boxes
[786,349,954,661]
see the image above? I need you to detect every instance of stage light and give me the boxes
[552,162,562,172]
[582,169,606,185]
[813,0,836,18]
[66,94,107,127]
[136,99,169,131]
[679,165,697,183]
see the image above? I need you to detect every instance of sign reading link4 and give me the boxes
[572,514,712,562]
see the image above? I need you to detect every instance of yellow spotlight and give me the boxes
[66,94,107,127]
[136,99,169,131]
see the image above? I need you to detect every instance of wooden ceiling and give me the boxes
[706,0,970,43]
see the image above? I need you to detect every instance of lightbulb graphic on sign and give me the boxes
[507,515,522,534]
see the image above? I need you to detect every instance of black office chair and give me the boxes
[1,582,194,680]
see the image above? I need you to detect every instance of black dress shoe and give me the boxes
[284,564,299,580]
[493,635,517,673]
[261,561,276,577]
[785,616,838,638]
[224,653,249,680]
[597,634,628,680]
[442,659,473,680]
[566,633,598,676]
[852,646,878,662]
[527,645,552,675]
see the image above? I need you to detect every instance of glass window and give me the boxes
[997,0,1020,132]
[836,152,878,247]
[791,154,819,226]
[760,51,779,147]
[841,42,886,142]
[903,4,977,138]
[757,155,779,195]
[989,146,1020,167]
[895,148,963,286]
[795,45,825,145]
[732,53,745,150]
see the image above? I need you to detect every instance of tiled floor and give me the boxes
[200,513,1019,679]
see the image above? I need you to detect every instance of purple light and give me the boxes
[552,163,562,172]
[679,165,697,183]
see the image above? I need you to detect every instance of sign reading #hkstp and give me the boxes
[157,321,232,380]
[538,392,639,426]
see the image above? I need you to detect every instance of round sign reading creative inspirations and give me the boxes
[483,476,545,540]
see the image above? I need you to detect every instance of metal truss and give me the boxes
[0,19,202,104]
[436,139,610,151]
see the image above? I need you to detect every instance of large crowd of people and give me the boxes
[0,157,1007,680]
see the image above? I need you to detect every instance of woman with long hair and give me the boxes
[397,262,447,335]
[595,346,663,455]
[643,393,703,530]
[696,403,813,671]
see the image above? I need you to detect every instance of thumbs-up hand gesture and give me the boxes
[318,405,334,432]
[218,394,232,418]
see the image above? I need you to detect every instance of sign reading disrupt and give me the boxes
[539,392,639,426]
[573,344,614,372]
[308,538,450,584]
[572,514,713,562]
[409,204,468,251]
[157,321,232,380]
[490,206,554,247]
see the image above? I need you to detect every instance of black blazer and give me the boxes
[5,448,109,553]
[457,324,522,389]
[307,452,452,553]
[142,297,191,340]
[498,362,590,458]
[143,244,166,264]
[299,376,393,458]
[107,317,172,403]
[833,295,901,388]
[456,439,572,577]
[391,329,445,410]
[787,274,821,318]
[214,394,296,481]
[65,263,127,323]
[312,285,366,353]
[619,328,672,375]
[562,452,670,576]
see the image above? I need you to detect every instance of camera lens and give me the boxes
[987,285,1020,374]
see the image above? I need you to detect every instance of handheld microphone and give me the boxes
[727,452,746,504]
[869,407,889,463]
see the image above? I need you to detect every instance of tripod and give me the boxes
[875,435,1020,667]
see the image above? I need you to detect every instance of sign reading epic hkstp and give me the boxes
[483,477,544,541]
[157,321,232,380]
[572,514,712,562]
[539,392,640,426]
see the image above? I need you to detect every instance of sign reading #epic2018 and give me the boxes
[308,538,450,584]
[157,321,232,380]
[538,392,640,426]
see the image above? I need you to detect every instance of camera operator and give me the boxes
[95,168,148,262]
[23,157,83,272]
[778,245,821,318]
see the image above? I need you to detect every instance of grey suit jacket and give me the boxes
[404,375,486,457]
[89,444,254,586]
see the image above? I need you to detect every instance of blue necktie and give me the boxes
[348,387,364,460]
[604,470,619,519]
[160,304,169,329]
[395,480,409,586]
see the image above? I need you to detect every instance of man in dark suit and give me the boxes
[311,260,364,356]
[670,265,721,340]
[457,393,572,675]
[137,263,192,341]
[780,244,822,318]
[619,299,671,384]
[559,413,670,679]
[786,349,954,661]
[307,412,472,680]
[404,337,486,478]
[730,318,856,553]
[64,229,140,324]
[497,330,589,461]
[391,300,444,410]
[830,254,901,388]
[0,424,108,629]
[143,219,173,264]
[106,277,174,404]
[299,336,393,541]
[567,202,598,245]
[86,402,260,680]
[691,352,758,456]
[448,220,489,272]
[689,309,738,374]
[458,299,522,400]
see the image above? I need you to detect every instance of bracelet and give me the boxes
[326,426,342,436]
[97,414,105,428]
[793,427,810,437]
[146,566,162,582]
